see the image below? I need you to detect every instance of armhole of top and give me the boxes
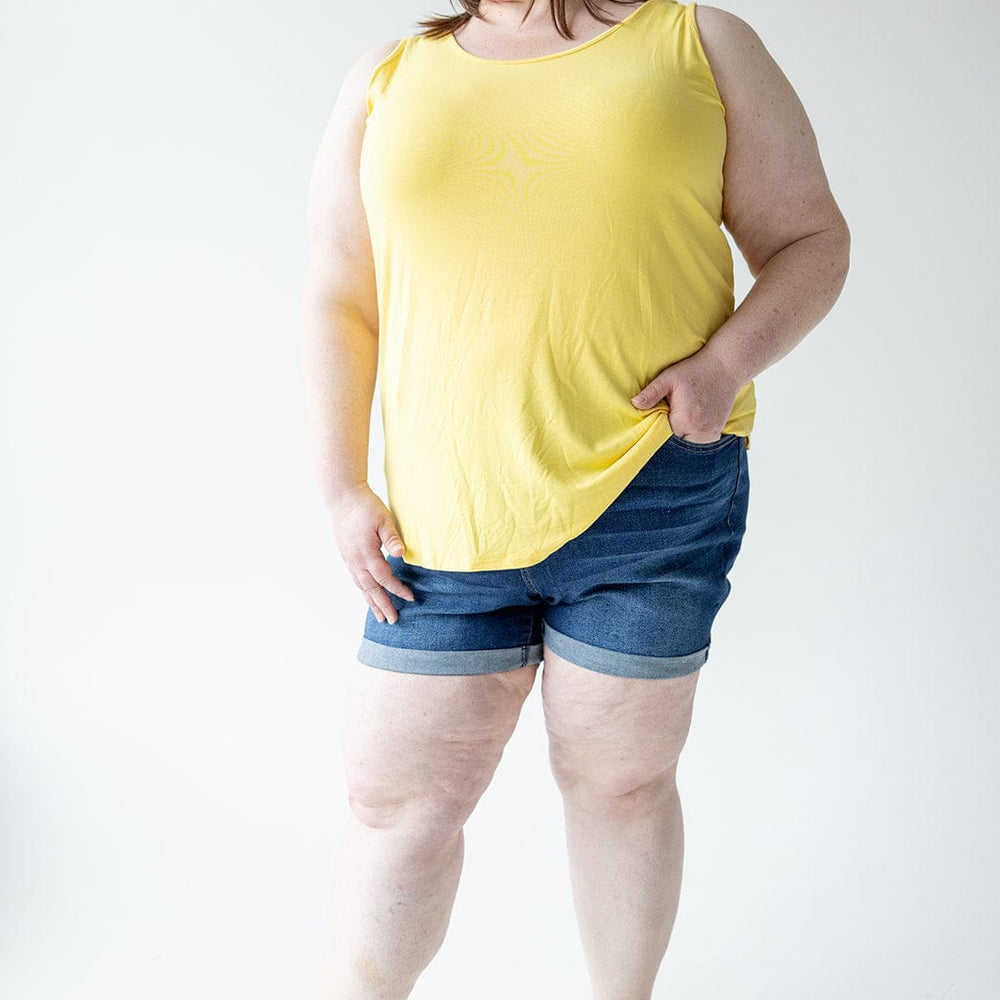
[686,3,726,118]
[366,37,409,119]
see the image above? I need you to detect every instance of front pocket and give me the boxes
[668,432,739,453]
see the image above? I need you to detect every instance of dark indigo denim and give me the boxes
[357,433,750,679]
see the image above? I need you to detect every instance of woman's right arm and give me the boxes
[301,38,415,624]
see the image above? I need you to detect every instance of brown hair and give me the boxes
[414,0,648,42]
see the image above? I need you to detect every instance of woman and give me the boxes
[302,1,849,996]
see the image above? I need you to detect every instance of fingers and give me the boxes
[330,491,417,625]
[377,525,405,559]
[354,551,415,625]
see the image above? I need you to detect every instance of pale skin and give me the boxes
[301,1,850,998]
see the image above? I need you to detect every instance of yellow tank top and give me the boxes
[360,0,756,571]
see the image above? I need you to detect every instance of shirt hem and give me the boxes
[399,412,751,572]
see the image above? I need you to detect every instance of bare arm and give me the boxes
[301,41,395,509]
[631,5,850,433]
[302,38,415,624]
[695,4,850,385]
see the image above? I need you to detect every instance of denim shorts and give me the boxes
[357,432,750,680]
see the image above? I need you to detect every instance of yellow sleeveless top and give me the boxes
[360,0,756,571]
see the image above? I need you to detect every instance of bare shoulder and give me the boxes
[359,36,406,76]
[303,37,402,318]
[690,4,757,44]
[691,5,783,98]
[691,4,848,275]
[341,37,405,116]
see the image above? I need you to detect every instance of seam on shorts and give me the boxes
[521,608,543,666]
[520,565,543,597]
[725,438,743,536]
[668,432,738,454]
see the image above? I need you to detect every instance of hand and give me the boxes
[327,483,416,625]
[631,347,743,443]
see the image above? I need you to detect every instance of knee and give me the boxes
[345,785,478,847]
[337,667,532,838]
[554,765,680,819]
[344,751,500,837]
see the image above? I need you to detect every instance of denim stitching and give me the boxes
[521,610,540,666]
[518,571,545,666]
[725,438,743,536]
[669,432,738,454]
[520,566,542,596]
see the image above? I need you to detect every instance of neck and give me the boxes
[477,0,569,29]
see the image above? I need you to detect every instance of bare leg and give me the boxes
[541,646,700,1000]
[562,769,685,1000]
[318,660,538,999]
[319,815,465,999]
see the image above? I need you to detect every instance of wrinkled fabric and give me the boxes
[360,0,756,571]
[358,432,751,676]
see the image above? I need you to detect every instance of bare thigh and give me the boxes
[340,661,539,828]
[541,645,700,798]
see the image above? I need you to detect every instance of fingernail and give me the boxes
[631,395,645,406]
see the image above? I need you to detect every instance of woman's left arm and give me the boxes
[632,5,850,431]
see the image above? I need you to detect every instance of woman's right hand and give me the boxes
[328,483,416,624]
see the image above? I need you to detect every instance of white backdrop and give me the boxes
[3,1,998,997]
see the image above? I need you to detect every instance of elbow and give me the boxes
[748,210,852,282]
[302,291,380,340]
[830,216,852,288]
[832,208,851,262]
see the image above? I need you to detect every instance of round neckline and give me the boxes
[447,0,659,65]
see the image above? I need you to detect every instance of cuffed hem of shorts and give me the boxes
[356,636,544,675]
[542,623,709,679]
